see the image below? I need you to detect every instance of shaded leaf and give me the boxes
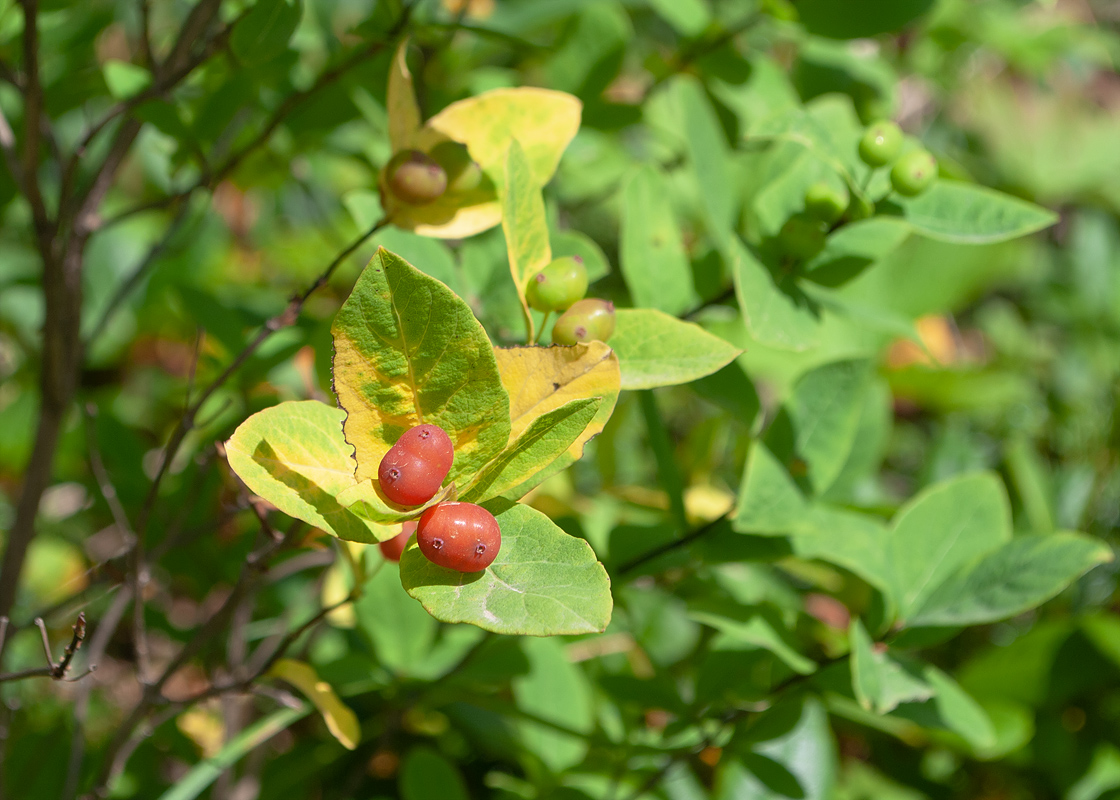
[387,39,422,154]
[849,619,934,714]
[733,238,821,351]
[400,746,469,800]
[513,638,593,771]
[230,0,302,66]
[883,181,1058,245]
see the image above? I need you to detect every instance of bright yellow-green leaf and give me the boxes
[502,139,551,340]
[225,400,392,544]
[269,659,360,750]
[388,87,580,239]
[461,397,602,503]
[336,480,454,524]
[400,501,612,635]
[493,342,620,495]
[332,248,511,486]
[387,40,422,153]
[422,87,581,186]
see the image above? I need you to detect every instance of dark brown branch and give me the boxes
[617,514,730,575]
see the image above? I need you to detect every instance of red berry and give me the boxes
[377,424,455,506]
[379,520,417,562]
[416,502,501,573]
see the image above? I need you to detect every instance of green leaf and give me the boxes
[550,229,611,283]
[513,637,593,771]
[268,659,360,750]
[888,472,1011,622]
[493,342,620,497]
[692,610,817,675]
[790,506,893,603]
[611,308,742,389]
[230,0,302,66]
[620,166,698,315]
[770,359,873,494]
[501,139,551,339]
[672,76,737,248]
[1067,744,1120,800]
[647,0,711,36]
[355,564,438,677]
[399,502,612,635]
[733,238,821,351]
[225,400,391,544]
[462,398,602,503]
[908,532,1112,627]
[883,181,1058,244]
[849,619,934,714]
[102,60,152,100]
[804,218,912,287]
[331,248,510,486]
[726,697,837,800]
[387,40,422,154]
[399,746,469,800]
[796,0,935,39]
[922,665,997,750]
[733,443,809,535]
[157,706,310,800]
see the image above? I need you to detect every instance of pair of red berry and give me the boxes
[374,424,500,572]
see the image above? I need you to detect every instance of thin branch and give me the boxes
[617,514,730,575]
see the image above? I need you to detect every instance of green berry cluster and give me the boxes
[858,120,939,197]
[384,140,484,207]
[522,254,616,346]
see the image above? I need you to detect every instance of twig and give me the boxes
[617,514,730,575]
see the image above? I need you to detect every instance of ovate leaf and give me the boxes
[102,60,152,99]
[733,443,808,535]
[230,0,302,66]
[620,166,698,315]
[225,400,390,544]
[611,309,742,389]
[399,502,612,635]
[692,610,816,675]
[400,747,469,800]
[884,181,1058,244]
[332,248,510,485]
[887,472,1011,622]
[493,342,620,496]
[803,217,912,287]
[908,532,1112,627]
[462,398,602,503]
[513,638,594,771]
[269,659,360,750]
[336,480,453,525]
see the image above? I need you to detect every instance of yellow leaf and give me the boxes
[321,559,356,628]
[501,139,551,341]
[493,343,620,496]
[387,40,422,153]
[177,707,224,758]
[269,659,361,750]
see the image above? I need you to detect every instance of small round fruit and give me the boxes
[804,181,849,224]
[416,502,501,573]
[386,150,447,205]
[552,298,615,345]
[778,214,827,260]
[377,424,455,506]
[889,149,937,197]
[858,121,903,168]
[844,192,875,222]
[429,140,483,194]
[527,256,588,312]
[379,520,417,562]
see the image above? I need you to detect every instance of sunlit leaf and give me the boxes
[269,659,360,750]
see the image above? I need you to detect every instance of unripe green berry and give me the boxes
[526,256,588,313]
[778,214,828,261]
[386,150,447,205]
[429,140,483,194]
[889,149,938,197]
[804,181,849,224]
[845,193,874,222]
[552,298,615,345]
[858,121,903,168]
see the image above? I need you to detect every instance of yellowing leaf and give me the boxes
[337,480,454,523]
[493,342,620,496]
[387,40,422,153]
[322,559,356,628]
[269,659,360,750]
[331,248,511,485]
[422,87,581,186]
[225,400,393,544]
[501,139,551,341]
[177,707,224,758]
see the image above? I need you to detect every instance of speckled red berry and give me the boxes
[377,424,454,506]
[416,502,501,573]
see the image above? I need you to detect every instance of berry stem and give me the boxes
[535,311,551,344]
